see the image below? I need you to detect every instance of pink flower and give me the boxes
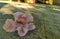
[3,12,36,37]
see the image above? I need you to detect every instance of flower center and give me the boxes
[18,18,25,24]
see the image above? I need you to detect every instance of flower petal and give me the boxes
[24,23,36,31]
[3,19,17,32]
[13,12,28,24]
[26,14,33,22]
[13,12,24,18]
[13,12,25,21]
[28,23,36,31]
[16,26,28,37]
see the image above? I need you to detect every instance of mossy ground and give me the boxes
[0,3,60,39]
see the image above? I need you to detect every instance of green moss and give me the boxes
[0,3,60,39]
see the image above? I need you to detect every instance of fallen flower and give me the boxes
[3,12,36,37]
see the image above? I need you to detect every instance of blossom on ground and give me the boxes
[3,12,36,37]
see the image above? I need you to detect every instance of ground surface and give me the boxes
[0,3,60,39]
